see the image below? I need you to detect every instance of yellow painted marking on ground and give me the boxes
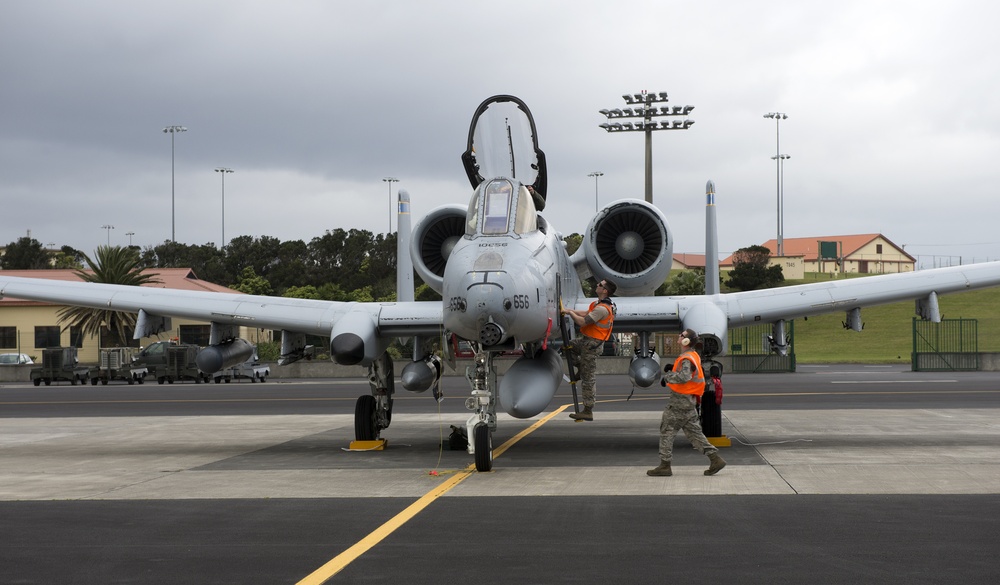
[297,404,571,584]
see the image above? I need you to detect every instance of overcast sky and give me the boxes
[3,1,999,269]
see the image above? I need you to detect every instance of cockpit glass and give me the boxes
[482,180,512,234]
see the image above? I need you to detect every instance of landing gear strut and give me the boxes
[464,347,497,472]
[354,352,394,441]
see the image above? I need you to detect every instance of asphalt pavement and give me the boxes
[1,365,999,584]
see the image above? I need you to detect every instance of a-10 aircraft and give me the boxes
[4,95,1000,472]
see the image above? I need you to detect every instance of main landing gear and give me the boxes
[465,347,497,472]
[354,352,394,442]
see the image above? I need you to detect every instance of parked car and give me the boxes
[0,353,34,365]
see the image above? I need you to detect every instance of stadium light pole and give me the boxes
[770,154,790,257]
[126,231,135,246]
[764,113,787,256]
[599,91,695,204]
[383,177,399,233]
[100,224,114,246]
[588,172,603,211]
[163,125,187,242]
[215,168,234,248]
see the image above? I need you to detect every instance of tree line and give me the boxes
[1,233,784,297]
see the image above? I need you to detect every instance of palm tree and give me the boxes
[57,245,161,347]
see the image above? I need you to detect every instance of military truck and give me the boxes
[30,347,91,386]
[89,347,145,385]
[132,340,210,384]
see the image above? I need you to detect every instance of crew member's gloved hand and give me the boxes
[663,364,673,373]
[660,378,667,387]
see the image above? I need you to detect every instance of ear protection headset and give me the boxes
[679,332,691,347]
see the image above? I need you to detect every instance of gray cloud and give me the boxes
[2,0,999,267]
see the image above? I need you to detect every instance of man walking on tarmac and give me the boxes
[647,329,726,476]
[562,279,617,421]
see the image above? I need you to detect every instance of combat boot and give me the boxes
[646,460,672,476]
[569,406,593,421]
[705,452,726,476]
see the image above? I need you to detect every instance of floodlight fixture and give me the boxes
[598,90,695,203]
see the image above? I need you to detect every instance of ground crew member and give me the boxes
[647,329,727,476]
[562,279,617,421]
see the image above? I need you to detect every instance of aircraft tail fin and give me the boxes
[704,181,720,295]
[397,189,414,302]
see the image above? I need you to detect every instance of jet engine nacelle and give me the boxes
[578,200,673,296]
[680,301,728,358]
[195,338,255,374]
[411,204,467,295]
[498,349,562,418]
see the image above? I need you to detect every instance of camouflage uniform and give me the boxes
[567,336,605,409]
[659,358,718,462]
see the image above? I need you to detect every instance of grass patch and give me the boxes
[788,282,1000,363]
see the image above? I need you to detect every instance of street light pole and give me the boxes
[599,91,695,204]
[771,154,790,257]
[215,168,234,247]
[163,125,187,242]
[763,112,787,256]
[126,232,135,246]
[587,172,603,211]
[382,177,399,233]
[101,224,114,246]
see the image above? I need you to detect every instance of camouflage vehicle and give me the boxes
[132,340,210,384]
[30,347,91,386]
[89,347,145,385]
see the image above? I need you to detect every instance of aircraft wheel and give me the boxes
[474,423,493,472]
[354,395,378,441]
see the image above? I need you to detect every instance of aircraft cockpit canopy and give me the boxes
[466,178,538,237]
[461,95,548,210]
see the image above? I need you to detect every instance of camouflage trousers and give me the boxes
[658,392,718,462]
[567,336,605,409]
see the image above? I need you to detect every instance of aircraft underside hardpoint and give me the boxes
[4,95,1000,472]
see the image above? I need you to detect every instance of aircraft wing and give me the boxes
[0,275,443,339]
[604,261,1000,343]
[719,261,1000,328]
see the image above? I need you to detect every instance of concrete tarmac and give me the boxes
[2,366,999,584]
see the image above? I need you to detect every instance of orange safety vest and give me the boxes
[666,351,706,396]
[579,299,615,341]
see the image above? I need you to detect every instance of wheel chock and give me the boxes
[707,435,731,448]
[348,439,387,451]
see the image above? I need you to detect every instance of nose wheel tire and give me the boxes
[474,423,493,472]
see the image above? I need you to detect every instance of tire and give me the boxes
[91,377,98,386]
[33,378,40,387]
[474,423,493,472]
[354,395,378,441]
